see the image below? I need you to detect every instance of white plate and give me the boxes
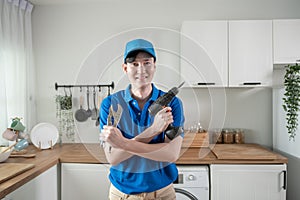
[30,123,59,149]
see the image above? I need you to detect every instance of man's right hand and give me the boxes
[151,106,174,134]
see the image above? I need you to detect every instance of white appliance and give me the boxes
[174,165,209,200]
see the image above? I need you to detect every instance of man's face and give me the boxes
[122,52,156,88]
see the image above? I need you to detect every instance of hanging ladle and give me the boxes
[75,87,89,122]
[91,87,98,120]
[86,87,92,118]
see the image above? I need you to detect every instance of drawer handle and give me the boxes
[197,82,216,85]
[242,82,261,85]
[282,170,287,190]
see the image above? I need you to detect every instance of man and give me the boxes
[100,38,185,200]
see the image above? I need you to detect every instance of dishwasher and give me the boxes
[174,165,210,200]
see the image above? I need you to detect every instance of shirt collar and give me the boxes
[124,83,159,103]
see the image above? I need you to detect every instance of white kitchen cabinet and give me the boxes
[4,165,58,200]
[273,19,300,64]
[61,163,111,200]
[181,21,228,87]
[181,20,273,87]
[229,20,273,87]
[210,164,287,200]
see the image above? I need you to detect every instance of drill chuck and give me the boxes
[148,82,185,116]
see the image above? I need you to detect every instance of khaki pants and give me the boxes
[109,183,176,200]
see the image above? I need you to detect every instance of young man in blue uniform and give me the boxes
[100,38,185,200]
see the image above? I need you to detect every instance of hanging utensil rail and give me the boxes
[54,82,114,94]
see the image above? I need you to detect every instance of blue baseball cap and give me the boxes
[124,39,156,63]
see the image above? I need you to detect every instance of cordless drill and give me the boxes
[148,82,185,140]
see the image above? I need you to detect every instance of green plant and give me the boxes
[283,63,300,140]
[55,95,75,143]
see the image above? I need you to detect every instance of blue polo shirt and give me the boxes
[99,84,185,194]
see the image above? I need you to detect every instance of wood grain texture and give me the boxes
[0,163,34,184]
[182,132,209,148]
[211,144,278,160]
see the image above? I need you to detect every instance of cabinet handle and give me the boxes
[242,82,261,85]
[282,170,287,190]
[197,82,216,85]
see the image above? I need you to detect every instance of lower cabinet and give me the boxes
[210,164,287,200]
[61,163,111,200]
[4,165,58,200]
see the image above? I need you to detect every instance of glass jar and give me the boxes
[222,128,234,144]
[197,122,205,133]
[234,129,245,144]
[212,129,223,144]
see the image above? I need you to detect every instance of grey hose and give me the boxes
[174,188,198,200]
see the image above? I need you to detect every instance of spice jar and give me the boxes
[234,129,245,144]
[222,128,234,144]
[212,129,223,144]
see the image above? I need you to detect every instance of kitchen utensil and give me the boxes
[30,122,59,149]
[75,95,88,122]
[91,88,98,120]
[10,118,26,132]
[181,131,209,148]
[100,104,123,153]
[86,88,92,117]
[211,144,277,160]
[0,147,13,162]
[9,153,36,158]
[1,142,17,153]
[18,131,29,140]
[11,149,28,155]
[95,93,103,126]
[14,139,29,151]
[2,128,18,141]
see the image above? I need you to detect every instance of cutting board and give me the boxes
[211,144,277,160]
[182,131,209,148]
[0,163,34,184]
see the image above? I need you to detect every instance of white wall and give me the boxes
[31,0,300,145]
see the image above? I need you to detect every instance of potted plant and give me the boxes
[283,63,300,140]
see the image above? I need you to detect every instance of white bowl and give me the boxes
[0,147,13,162]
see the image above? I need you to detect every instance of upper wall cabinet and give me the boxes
[181,20,273,87]
[229,20,273,87]
[181,21,228,87]
[273,19,300,64]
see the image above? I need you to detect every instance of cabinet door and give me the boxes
[5,165,58,200]
[273,19,300,64]
[229,20,273,87]
[210,164,287,200]
[61,163,111,200]
[181,21,228,87]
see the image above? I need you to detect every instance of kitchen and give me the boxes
[0,0,300,199]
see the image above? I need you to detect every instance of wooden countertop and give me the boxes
[0,143,288,198]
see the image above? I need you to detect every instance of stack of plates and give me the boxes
[30,123,59,149]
